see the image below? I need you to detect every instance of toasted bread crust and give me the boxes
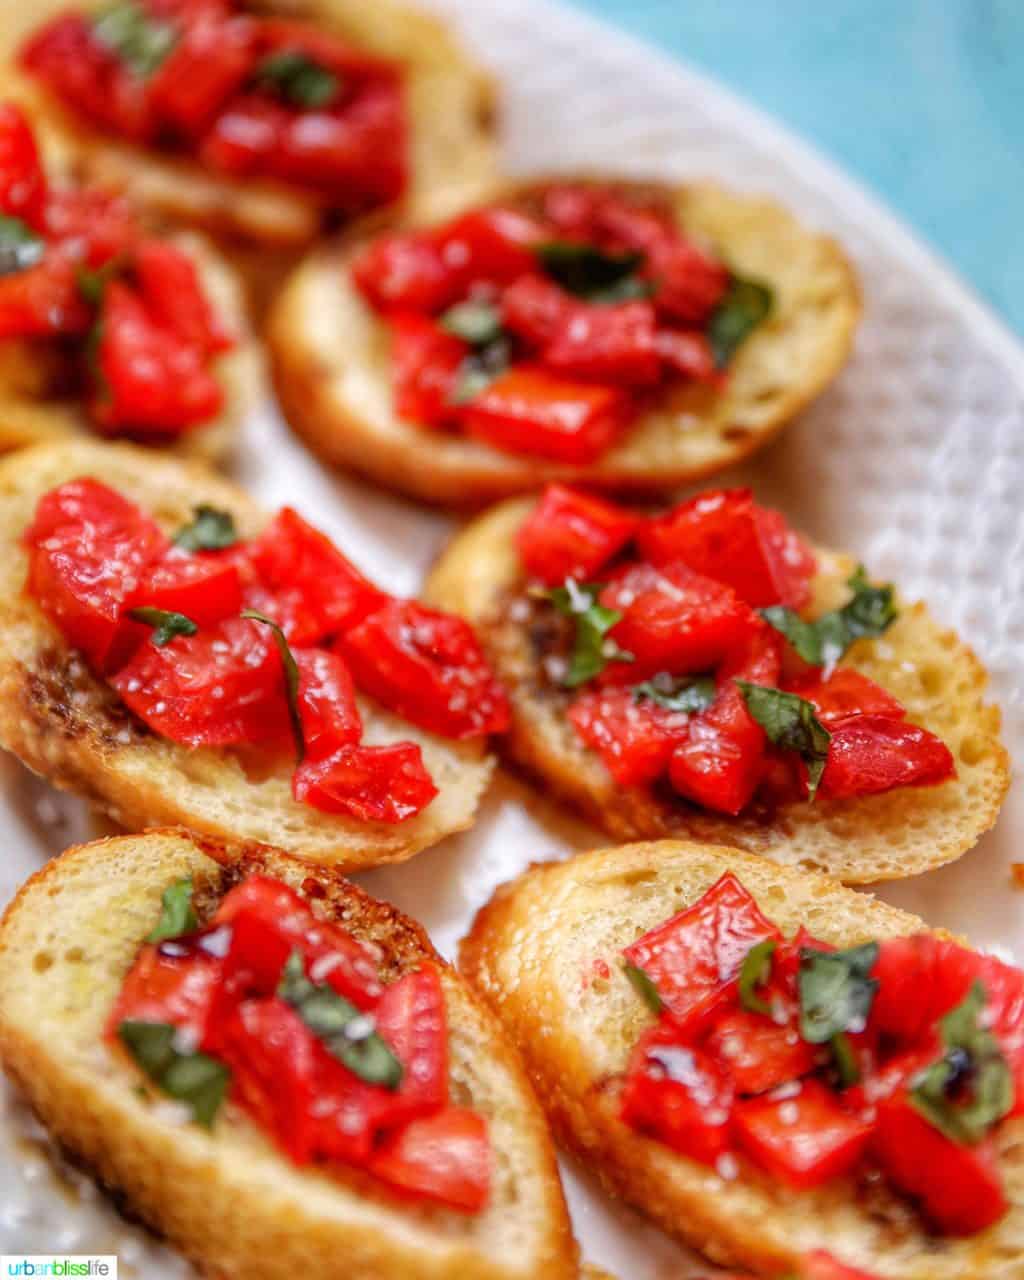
[425,497,1009,884]
[267,177,860,504]
[460,839,1024,1278]
[0,829,577,1279]
[0,440,495,868]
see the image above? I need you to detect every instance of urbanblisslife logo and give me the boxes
[2,1260,116,1277]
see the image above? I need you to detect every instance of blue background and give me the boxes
[571,1,1024,337]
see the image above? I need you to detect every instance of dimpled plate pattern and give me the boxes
[1,1,1023,1275]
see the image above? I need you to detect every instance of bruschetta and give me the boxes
[425,485,1008,884]
[268,177,859,504]
[0,102,255,461]
[4,0,496,248]
[0,439,504,867]
[460,839,1024,1278]
[0,828,578,1279]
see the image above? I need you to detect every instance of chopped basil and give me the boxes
[633,674,716,715]
[130,607,199,647]
[93,0,177,78]
[254,50,341,109]
[147,877,198,943]
[173,505,239,552]
[440,300,504,346]
[736,682,831,799]
[0,215,44,277]
[624,962,664,1014]
[830,1031,860,1088]
[240,610,305,762]
[761,565,898,670]
[76,257,125,307]
[910,980,1014,1144]
[738,939,777,1016]
[536,241,650,303]
[548,579,633,688]
[707,274,774,368]
[278,951,403,1089]
[798,942,879,1087]
[118,1020,229,1127]
[449,334,512,405]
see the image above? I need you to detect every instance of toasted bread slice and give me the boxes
[0,829,578,1279]
[0,229,258,464]
[267,178,860,505]
[425,497,1008,884]
[0,439,495,868]
[1,0,496,248]
[460,838,1024,1278]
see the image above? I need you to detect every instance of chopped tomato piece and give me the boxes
[132,550,242,627]
[459,365,633,465]
[146,11,256,136]
[867,935,952,1047]
[623,873,781,1034]
[819,717,955,798]
[369,1107,491,1212]
[654,329,719,383]
[295,648,362,761]
[704,1007,818,1096]
[351,231,455,314]
[338,599,509,739]
[293,742,438,823]
[435,206,543,291]
[787,669,906,726]
[543,299,661,387]
[390,312,466,426]
[109,939,222,1046]
[500,272,575,348]
[44,188,139,269]
[516,484,638,586]
[134,239,233,353]
[734,1081,871,1189]
[0,254,93,339]
[569,685,687,786]
[0,103,47,228]
[646,236,729,326]
[374,966,448,1118]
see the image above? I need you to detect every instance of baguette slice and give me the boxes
[0,439,494,868]
[1,0,496,248]
[0,228,258,463]
[460,839,1024,1279]
[268,178,860,505]
[425,496,1008,884]
[0,829,578,1280]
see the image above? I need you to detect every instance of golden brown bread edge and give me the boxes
[459,838,1024,1279]
[424,495,1009,885]
[267,176,861,504]
[0,828,578,1279]
[0,439,495,869]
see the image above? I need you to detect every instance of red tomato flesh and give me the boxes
[516,484,638,586]
[369,1107,491,1212]
[819,716,956,798]
[292,741,438,823]
[0,103,48,227]
[569,685,687,787]
[787,669,906,726]
[704,1006,818,1096]
[389,312,466,427]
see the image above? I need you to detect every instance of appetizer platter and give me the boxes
[0,0,1021,1277]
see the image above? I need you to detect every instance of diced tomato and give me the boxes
[645,236,729,326]
[146,11,256,136]
[434,206,543,291]
[351,232,455,314]
[44,188,139,269]
[787,669,906,726]
[131,550,242,627]
[500,272,575,348]
[598,560,759,685]
[459,364,634,465]
[620,1023,734,1166]
[374,966,448,1118]
[369,1107,491,1212]
[294,648,362,762]
[109,939,222,1047]
[569,685,687,786]
[637,489,817,610]
[623,873,781,1034]
[653,329,719,383]
[868,935,952,1047]
[111,615,289,747]
[0,103,47,228]
[516,484,637,586]
[0,254,93,339]
[338,599,509,739]
[389,312,467,426]
[24,478,168,671]
[293,741,438,823]
[819,717,955,798]
[704,1007,818,1096]
[734,1081,871,1190]
[543,300,661,387]
[248,508,386,643]
[134,240,233,353]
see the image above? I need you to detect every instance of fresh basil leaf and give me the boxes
[633,674,717,715]
[130,607,198,647]
[738,939,777,1016]
[549,579,633,688]
[0,215,44,277]
[93,0,177,78]
[624,962,664,1014]
[278,951,403,1089]
[240,610,305,761]
[173,505,239,552]
[910,980,1014,1144]
[254,50,340,109]
[536,241,647,301]
[439,300,503,346]
[761,565,898,669]
[707,274,773,368]
[119,1020,229,1127]
[798,943,879,1047]
[830,1030,861,1088]
[449,334,512,406]
[736,682,832,798]
[76,256,126,308]
[147,877,197,943]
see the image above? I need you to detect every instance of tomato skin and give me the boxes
[0,255,93,340]
[369,1107,491,1212]
[132,550,242,627]
[295,648,362,761]
[646,236,729,326]
[786,669,906,726]
[0,103,48,228]
[623,873,781,1035]
[134,240,233,353]
[147,12,256,136]
[338,599,509,740]
[704,1006,818,1096]
[108,940,222,1046]
[516,484,637,586]
[293,741,438,823]
[500,272,575,349]
[819,717,956,798]
[653,329,719,383]
[734,1081,871,1190]
[542,299,662,387]
[374,966,448,1118]
[434,206,544,292]
[351,232,454,314]
[569,685,688,786]
[460,365,633,465]
[389,312,466,427]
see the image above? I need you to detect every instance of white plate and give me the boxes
[2,1,1024,1275]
